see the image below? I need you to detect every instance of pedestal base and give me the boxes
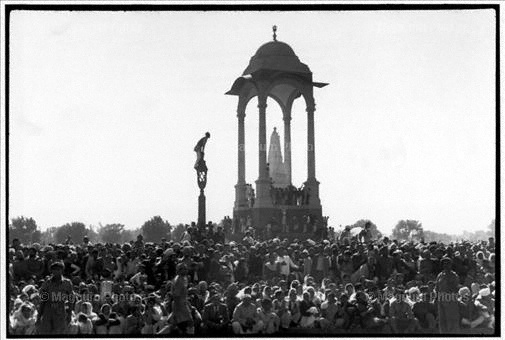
[234,183,248,209]
[254,178,273,208]
[304,177,321,208]
[233,204,323,241]
[198,192,206,227]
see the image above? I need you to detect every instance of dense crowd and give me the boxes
[234,213,328,240]
[270,184,310,206]
[8,225,496,335]
[245,182,312,208]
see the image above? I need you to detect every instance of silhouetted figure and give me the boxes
[194,132,210,170]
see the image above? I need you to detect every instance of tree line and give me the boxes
[8,215,495,245]
[8,216,189,245]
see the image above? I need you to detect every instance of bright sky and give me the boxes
[8,9,496,235]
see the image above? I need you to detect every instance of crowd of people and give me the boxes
[244,182,311,208]
[234,213,329,240]
[8,225,496,335]
[270,184,311,206]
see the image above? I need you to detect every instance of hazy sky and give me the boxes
[9,9,496,235]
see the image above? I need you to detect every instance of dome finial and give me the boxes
[272,25,277,41]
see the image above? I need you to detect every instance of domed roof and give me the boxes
[242,40,311,76]
[255,41,297,58]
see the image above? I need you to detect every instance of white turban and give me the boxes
[479,287,491,297]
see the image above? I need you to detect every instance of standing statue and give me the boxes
[194,132,210,170]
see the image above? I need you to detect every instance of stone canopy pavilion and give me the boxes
[226,27,328,237]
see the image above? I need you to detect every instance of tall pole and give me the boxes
[194,133,209,227]
[198,188,206,227]
[196,168,208,227]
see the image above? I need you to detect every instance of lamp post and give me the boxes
[196,162,207,227]
[194,132,210,227]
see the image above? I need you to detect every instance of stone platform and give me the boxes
[233,204,323,240]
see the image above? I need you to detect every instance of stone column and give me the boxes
[305,102,320,207]
[283,109,292,185]
[258,98,268,180]
[238,109,246,183]
[307,103,316,180]
[255,95,272,207]
[234,107,247,208]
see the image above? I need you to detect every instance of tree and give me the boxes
[86,225,99,244]
[141,216,172,242]
[9,216,40,244]
[392,219,424,242]
[31,230,42,244]
[423,230,456,244]
[488,219,495,237]
[54,222,89,244]
[97,223,125,244]
[350,219,382,239]
[40,227,58,245]
[121,228,139,244]
[461,228,493,243]
[171,223,186,242]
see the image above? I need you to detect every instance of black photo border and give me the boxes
[3,2,500,338]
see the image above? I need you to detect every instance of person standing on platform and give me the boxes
[194,132,210,169]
